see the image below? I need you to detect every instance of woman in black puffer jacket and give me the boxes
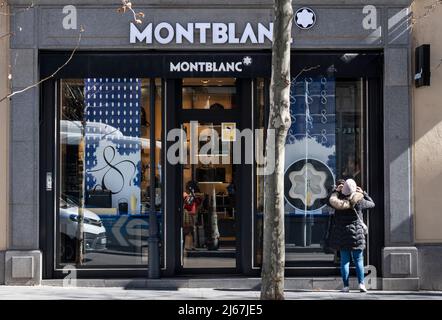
[328,179,375,293]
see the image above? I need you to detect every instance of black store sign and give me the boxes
[40,52,272,79]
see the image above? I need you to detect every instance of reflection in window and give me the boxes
[335,82,364,186]
[285,78,364,267]
[58,78,162,268]
[254,78,365,268]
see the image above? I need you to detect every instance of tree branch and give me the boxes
[0,27,84,103]
[0,32,13,39]
[411,0,442,26]
[410,1,442,72]
[0,1,34,16]
[292,65,321,83]
[117,0,145,24]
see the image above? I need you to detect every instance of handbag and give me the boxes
[184,191,202,215]
[353,208,368,235]
[184,194,196,213]
[86,185,112,208]
[118,198,129,215]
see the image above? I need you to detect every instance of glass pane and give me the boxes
[182,78,237,109]
[335,81,364,186]
[181,122,236,268]
[283,77,364,267]
[58,78,163,268]
[254,77,365,268]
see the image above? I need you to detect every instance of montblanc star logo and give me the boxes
[295,7,316,30]
[243,56,252,66]
[288,162,327,207]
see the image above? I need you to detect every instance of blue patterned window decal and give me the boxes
[284,77,336,216]
[84,78,142,214]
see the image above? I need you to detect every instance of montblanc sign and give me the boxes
[130,9,317,45]
[130,22,273,45]
[170,56,252,73]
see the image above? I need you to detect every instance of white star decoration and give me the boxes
[243,56,252,66]
[288,163,327,207]
[296,8,315,29]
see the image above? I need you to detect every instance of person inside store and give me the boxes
[183,180,201,251]
[328,178,375,293]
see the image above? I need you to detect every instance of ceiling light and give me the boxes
[340,53,359,63]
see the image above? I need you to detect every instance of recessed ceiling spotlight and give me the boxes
[340,53,359,63]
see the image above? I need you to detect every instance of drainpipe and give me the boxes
[148,78,160,278]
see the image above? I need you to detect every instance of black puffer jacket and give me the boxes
[328,192,375,251]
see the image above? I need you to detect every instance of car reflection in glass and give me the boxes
[59,120,162,265]
[59,197,107,262]
[60,120,162,149]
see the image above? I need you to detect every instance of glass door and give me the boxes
[177,78,240,271]
[180,122,237,269]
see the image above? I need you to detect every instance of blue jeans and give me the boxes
[340,249,365,287]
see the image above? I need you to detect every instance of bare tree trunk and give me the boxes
[260,0,292,300]
[75,124,86,266]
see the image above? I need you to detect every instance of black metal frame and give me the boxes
[40,77,165,279]
[168,78,254,275]
[39,79,56,279]
[39,51,384,279]
[260,76,384,278]
[249,57,385,277]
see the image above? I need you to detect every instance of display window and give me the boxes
[57,78,163,268]
[254,52,384,273]
[39,52,383,277]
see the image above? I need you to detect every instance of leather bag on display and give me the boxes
[86,185,112,208]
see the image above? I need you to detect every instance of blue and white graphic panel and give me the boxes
[84,78,142,214]
[284,77,336,216]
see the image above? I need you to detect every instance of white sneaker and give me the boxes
[340,286,350,293]
[359,284,367,292]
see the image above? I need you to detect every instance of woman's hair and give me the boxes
[336,179,345,186]
[186,180,200,193]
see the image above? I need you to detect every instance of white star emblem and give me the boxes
[288,162,327,207]
[295,8,316,29]
[242,56,252,66]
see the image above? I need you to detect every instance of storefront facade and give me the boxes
[0,3,10,287]
[1,0,422,290]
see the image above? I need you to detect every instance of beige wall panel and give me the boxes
[413,1,442,242]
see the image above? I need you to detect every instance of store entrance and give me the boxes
[177,78,241,272]
[180,122,238,269]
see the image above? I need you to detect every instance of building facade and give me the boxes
[0,2,10,286]
[0,0,438,291]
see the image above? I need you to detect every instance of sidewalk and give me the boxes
[0,286,441,300]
